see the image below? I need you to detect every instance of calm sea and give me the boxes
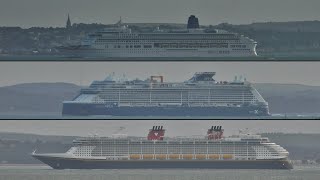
[0,165,319,180]
[1,113,320,120]
[2,54,320,61]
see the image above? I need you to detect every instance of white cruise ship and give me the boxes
[62,72,270,116]
[32,126,292,169]
[57,15,258,58]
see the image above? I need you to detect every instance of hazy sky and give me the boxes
[0,120,319,136]
[0,62,319,87]
[0,0,320,27]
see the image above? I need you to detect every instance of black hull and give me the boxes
[62,103,270,116]
[33,156,292,170]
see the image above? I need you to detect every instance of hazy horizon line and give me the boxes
[3,18,320,29]
[1,81,319,88]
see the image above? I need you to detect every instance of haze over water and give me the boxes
[0,120,319,137]
[1,62,320,87]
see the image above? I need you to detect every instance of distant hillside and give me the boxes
[261,133,320,160]
[0,132,75,164]
[211,21,320,55]
[0,82,319,115]
[0,83,81,114]
[217,21,320,33]
[0,132,76,143]
[254,83,320,113]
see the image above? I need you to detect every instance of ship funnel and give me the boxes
[151,76,164,83]
[148,126,166,141]
[187,15,200,29]
[207,125,224,140]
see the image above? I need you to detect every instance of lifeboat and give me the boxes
[168,154,179,159]
[143,154,153,159]
[182,154,193,160]
[208,154,220,159]
[155,154,166,160]
[195,154,206,160]
[130,154,141,160]
[223,154,233,159]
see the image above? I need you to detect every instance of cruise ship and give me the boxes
[57,15,258,58]
[62,72,270,116]
[32,126,293,169]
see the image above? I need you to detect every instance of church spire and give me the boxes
[66,14,72,29]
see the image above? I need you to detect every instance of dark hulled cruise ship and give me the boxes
[62,72,270,116]
[32,126,292,169]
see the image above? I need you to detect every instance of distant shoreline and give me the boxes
[2,54,320,61]
[0,164,46,166]
[0,113,320,120]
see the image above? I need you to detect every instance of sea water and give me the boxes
[2,54,320,61]
[0,165,319,180]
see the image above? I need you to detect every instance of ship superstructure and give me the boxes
[62,72,270,116]
[57,15,257,58]
[32,126,293,169]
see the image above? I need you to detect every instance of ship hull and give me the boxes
[57,47,257,58]
[62,103,270,116]
[33,156,292,170]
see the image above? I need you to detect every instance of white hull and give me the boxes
[59,16,258,58]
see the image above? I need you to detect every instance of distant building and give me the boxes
[66,14,72,29]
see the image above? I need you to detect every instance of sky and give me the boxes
[0,62,319,87]
[0,0,320,27]
[0,120,319,136]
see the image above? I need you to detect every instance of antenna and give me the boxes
[116,16,123,26]
[239,75,243,82]
[32,149,37,155]
[113,126,126,134]
[122,73,127,81]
